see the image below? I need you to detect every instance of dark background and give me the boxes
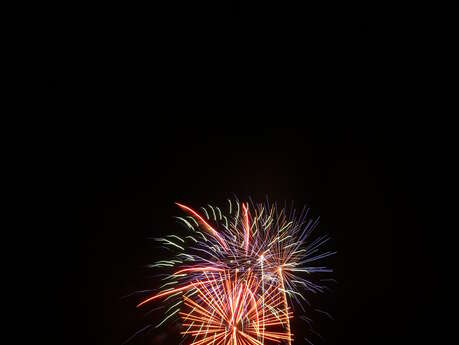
[53,126,442,345]
[43,1,448,344]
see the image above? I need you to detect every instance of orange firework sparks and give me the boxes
[180,271,292,345]
[134,199,334,344]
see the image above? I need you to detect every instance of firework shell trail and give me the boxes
[135,198,335,344]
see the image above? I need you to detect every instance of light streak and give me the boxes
[243,202,250,254]
[174,267,225,275]
[134,199,334,344]
[278,267,292,345]
[176,202,229,250]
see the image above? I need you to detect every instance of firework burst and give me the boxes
[135,198,335,344]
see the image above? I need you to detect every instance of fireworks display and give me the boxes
[136,198,335,344]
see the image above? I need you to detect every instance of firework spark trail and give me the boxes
[260,254,265,344]
[278,267,291,345]
[175,202,229,250]
[243,202,250,254]
[136,199,334,344]
[181,271,291,345]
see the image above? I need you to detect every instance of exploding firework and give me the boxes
[135,198,335,344]
[181,270,292,345]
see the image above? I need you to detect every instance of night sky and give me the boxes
[51,126,440,345]
[44,2,447,344]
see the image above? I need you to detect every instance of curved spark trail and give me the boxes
[175,202,229,250]
[135,199,335,344]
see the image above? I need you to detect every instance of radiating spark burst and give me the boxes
[135,198,335,344]
[181,270,292,345]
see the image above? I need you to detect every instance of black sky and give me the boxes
[49,125,441,345]
[42,1,449,344]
